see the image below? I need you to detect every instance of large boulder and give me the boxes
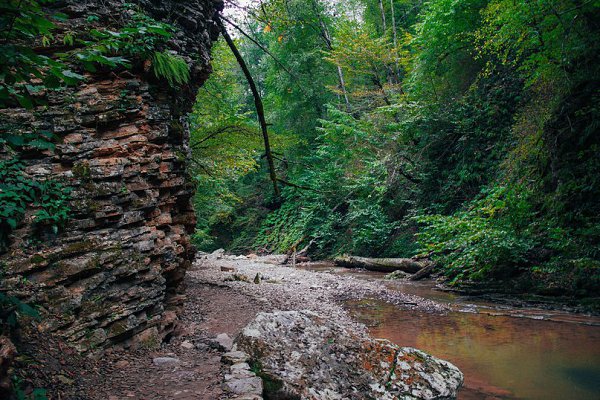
[237,310,463,400]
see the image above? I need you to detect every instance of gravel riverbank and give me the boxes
[190,253,460,400]
[16,253,455,400]
[192,253,447,319]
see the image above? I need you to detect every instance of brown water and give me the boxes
[296,263,600,400]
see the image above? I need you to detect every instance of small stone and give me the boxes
[115,360,130,369]
[212,248,225,259]
[225,274,250,283]
[223,376,263,395]
[56,375,74,385]
[221,266,236,272]
[152,356,180,366]
[222,350,249,365]
[180,340,194,350]
[215,333,234,351]
[384,270,411,280]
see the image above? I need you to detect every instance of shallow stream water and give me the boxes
[296,263,600,400]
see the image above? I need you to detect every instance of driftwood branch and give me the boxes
[409,262,435,281]
[282,237,318,266]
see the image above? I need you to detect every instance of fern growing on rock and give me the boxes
[152,51,190,86]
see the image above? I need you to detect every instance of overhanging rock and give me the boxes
[0,0,223,351]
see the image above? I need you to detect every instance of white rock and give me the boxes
[222,350,250,365]
[180,340,194,350]
[224,376,263,395]
[216,333,234,351]
[236,311,463,400]
[152,357,180,366]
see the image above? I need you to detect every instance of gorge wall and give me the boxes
[0,0,222,351]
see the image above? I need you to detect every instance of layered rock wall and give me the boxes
[0,0,221,351]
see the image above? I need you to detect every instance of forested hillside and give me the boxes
[191,0,600,297]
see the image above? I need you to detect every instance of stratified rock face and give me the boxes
[237,311,463,400]
[0,337,16,397]
[0,0,222,351]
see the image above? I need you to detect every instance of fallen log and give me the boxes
[334,256,424,273]
[409,262,435,281]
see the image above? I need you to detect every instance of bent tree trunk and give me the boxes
[334,255,424,273]
[219,20,281,198]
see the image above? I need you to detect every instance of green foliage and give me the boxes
[0,289,40,344]
[478,0,600,87]
[416,185,537,282]
[189,40,267,250]
[152,51,190,86]
[0,0,83,109]
[254,106,397,256]
[196,0,600,295]
[31,179,71,234]
[76,5,189,87]
[410,0,487,98]
[0,159,71,251]
[0,293,39,329]
[0,0,188,114]
[12,375,47,400]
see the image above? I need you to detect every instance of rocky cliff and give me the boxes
[0,0,222,351]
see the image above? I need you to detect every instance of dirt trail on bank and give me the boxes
[19,254,444,399]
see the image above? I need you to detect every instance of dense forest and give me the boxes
[190,0,600,297]
[1,0,598,301]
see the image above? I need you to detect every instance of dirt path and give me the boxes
[75,281,265,400]
[18,254,444,399]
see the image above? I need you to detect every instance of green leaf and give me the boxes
[5,134,25,146]
[32,388,48,400]
[61,69,85,84]
[27,139,55,150]
[18,301,40,319]
[16,94,34,109]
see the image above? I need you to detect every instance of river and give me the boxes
[296,263,600,400]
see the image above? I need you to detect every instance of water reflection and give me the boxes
[295,263,600,399]
[346,299,600,400]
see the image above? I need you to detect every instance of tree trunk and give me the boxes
[334,255,423,273]
[319,19,351,113]
[379,0,387,32]
[389,0,401,83]
[309,0,352,113]
[335,64,352,113]
[219,21,280,198]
